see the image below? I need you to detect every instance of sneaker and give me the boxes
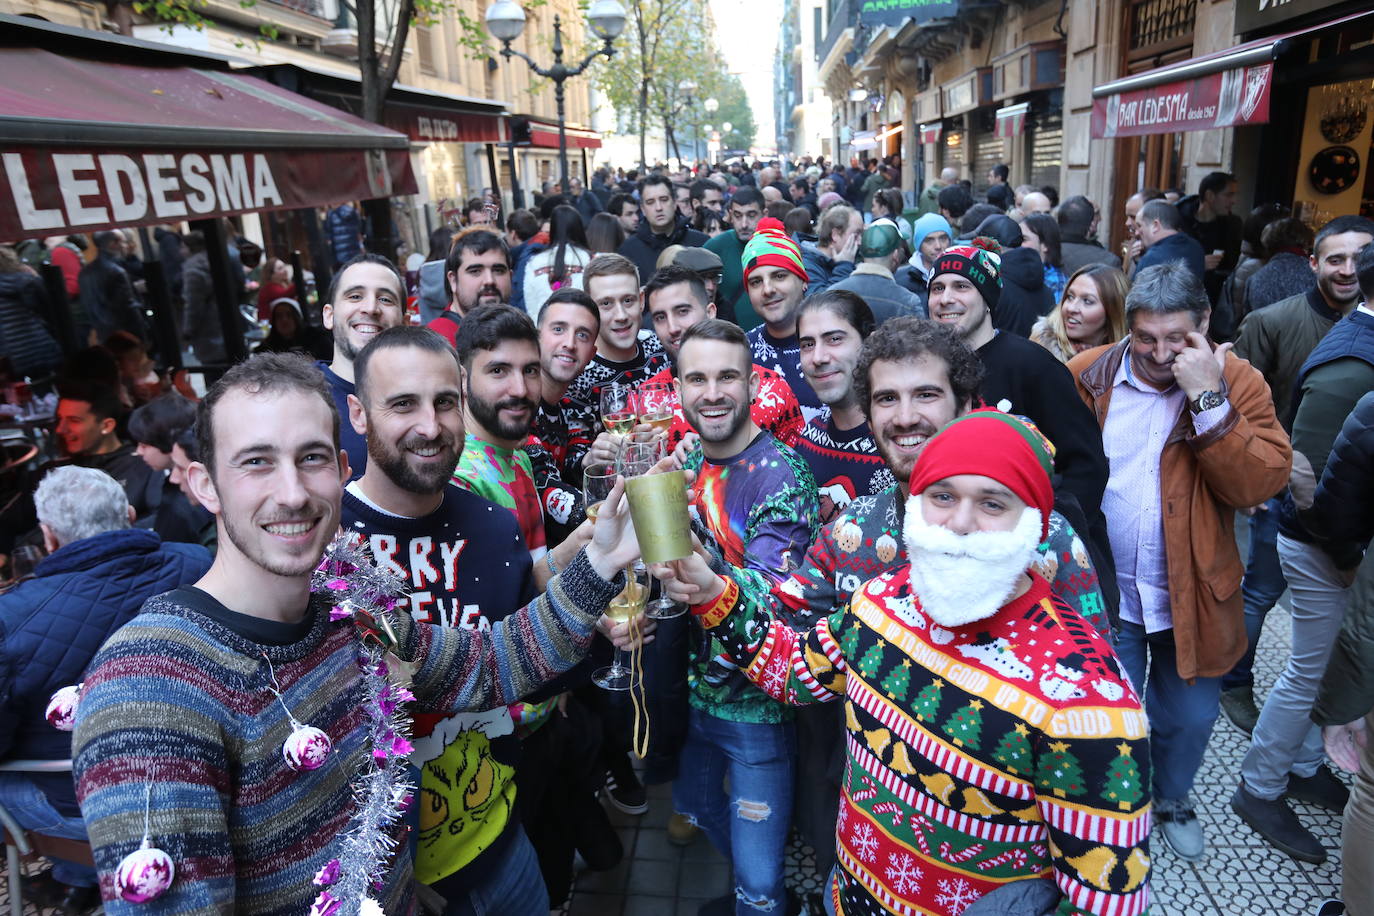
[602,758,648,814]
[1231,782,1327,864]
[1219,685,1260,735]
[1287,764,1351,813]
[1154,796,1206,861]
[668,811,700,846]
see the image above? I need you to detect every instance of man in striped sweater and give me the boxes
[72,352,643,915]
[661,410,1150,916]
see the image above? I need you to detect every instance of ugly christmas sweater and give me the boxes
[641,363,805,453]
[695,569,1151,916]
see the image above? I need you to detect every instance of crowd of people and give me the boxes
[0,151,1372,916]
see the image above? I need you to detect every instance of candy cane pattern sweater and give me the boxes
[72,550,620,915]
[695,567,1151,916]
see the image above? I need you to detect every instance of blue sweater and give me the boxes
[0,528,211,813]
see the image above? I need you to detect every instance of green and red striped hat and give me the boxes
[742,217,808,284]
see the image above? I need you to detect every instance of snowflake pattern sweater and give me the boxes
[695,569,1151,916]
[792,418,896,525]
[72,551,621,915]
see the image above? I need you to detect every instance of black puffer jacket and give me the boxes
[1311,391,1374,727]
[994,246,1054,338]
[0,271,62,377]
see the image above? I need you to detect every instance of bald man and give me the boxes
[1020,191,1052,215]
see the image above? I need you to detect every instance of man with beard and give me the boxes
[662,409,1148,916]
[656,319,1106,885]
[1067,261,1289,863]
[320,253,409,479]
[72,352,642,914]
[742,217,824,419]
[926,245,1113,612]
[793,291,893,524]
[342,326,619,911]
[449,305,549,567]
[427,230,514,347]
[639,264,804,453]
[525,288,600,546]
[672,318,819,916]
[617,173,708,284]
[1221,215,1374,734]
[706,187,766,330]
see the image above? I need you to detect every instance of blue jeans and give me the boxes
[1116,622,1222,801]
[438,826,548,916]
[0,773,96,887]
[673,707,795,914]
[1223,497,1288,689]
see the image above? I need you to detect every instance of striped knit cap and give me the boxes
[908,408,1055,541]
[742,217,808,283]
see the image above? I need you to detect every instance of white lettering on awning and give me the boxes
[7,151,283,231]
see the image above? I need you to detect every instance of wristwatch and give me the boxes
[1190,390,1225,412]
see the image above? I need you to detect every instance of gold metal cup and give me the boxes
[624,470,694,564]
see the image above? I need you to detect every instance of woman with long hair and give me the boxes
[870,187,911,240]
[520,204,591,318]
[586,211,626,254]
[1019,213,1067,302]
[1030,264,1129,363]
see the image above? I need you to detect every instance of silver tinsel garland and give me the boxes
[308,535,417,916]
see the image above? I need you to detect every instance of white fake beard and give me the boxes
[903,500,1043,629]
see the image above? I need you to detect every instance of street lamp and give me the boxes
[677,79,697,167]
[703,97,718,164]
[485,0,627,193]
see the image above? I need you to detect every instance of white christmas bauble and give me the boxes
[115,843,175,902]
[282,725,333,771]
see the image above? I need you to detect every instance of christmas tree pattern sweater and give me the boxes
[695,570,1151,916]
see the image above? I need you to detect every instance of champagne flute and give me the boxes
[593,562,647,691]
[637,382,676,438]
[600,383,637,437]
[582,463,617,522]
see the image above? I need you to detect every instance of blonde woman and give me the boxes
[1031,264,1129,363]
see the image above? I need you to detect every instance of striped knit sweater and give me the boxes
[696,567,1151,916]
[72,549,620,915]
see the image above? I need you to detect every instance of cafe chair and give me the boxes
[0,760,95,916]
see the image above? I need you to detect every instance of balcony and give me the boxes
[816,0,856,69]
[269,0,328,16]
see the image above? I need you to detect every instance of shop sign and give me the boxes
[859,0,957,28]
[1235,0,1345,35]
[1,146,416,241]
[1091,63,1273,138]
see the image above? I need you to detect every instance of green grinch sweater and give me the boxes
[694,567,1151,916]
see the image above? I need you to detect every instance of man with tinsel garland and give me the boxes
[71,352,644,915]
[660,410,1151,916]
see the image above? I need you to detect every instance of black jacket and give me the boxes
[0,271,62,378]
[993,246,1055,338]
[1310,391,1374,727]
[616,216,708,284]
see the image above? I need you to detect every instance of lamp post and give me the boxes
[677,78,697,168]
[485,0,626,194]
[702,96,718,164]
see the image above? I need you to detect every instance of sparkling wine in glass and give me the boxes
[582,463,617,523]
[592,563,647,691]
[600,383,636,436]
[637,382,676,437]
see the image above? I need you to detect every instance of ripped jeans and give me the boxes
[673,707,795,914]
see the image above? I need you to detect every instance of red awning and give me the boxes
[1091,8,1373,138]
[918,122,942,145]
[994,103,1028,139]
[520,117,603,150]
[0,46,417,241]
[384,104,502,144]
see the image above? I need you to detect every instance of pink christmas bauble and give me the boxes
[115,843,175,902]
[45,684,82,731]
[283,725,333,771]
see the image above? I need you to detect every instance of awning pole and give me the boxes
[486,143,503,210]
[141,259,181,369]
[507,138,525,209]
[38,264,78,355]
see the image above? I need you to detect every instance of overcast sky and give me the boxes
[709,0,784,150]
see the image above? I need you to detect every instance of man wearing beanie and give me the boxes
[897,212,952,296]
[667,409,1151,916]
[743,217,824,419]
[830,219,927,324]
[928,244,1114,619]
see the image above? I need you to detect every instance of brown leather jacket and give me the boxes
[1068,340,1292,679]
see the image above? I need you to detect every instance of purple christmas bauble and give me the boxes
[115,843,175,902]
[45,684,82,731]
[283,725,333,771]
